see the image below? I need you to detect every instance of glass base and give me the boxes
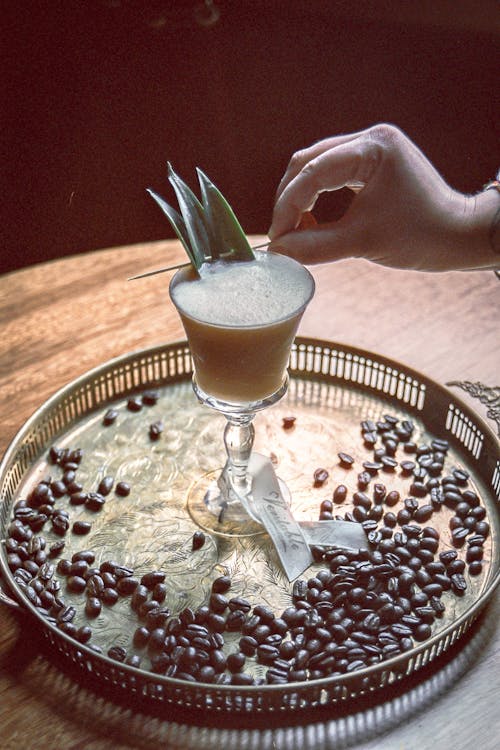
[186,468,291,539]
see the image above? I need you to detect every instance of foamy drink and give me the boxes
[170,251,315,404]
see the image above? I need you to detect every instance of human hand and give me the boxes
[268,124,499,271]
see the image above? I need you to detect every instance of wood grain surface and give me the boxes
[0,239,499,750]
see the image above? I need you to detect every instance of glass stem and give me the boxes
[223,414,255,492]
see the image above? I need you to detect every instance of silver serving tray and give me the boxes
[0,337,499,715]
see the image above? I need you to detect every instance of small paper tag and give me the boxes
[245,453,313,581]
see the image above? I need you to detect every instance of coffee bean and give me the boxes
[86,492,106,512]
[103,408,118,426]
[142,389,160,406]
[98,476,114,496]
[466,546,483,563]
[192,531,206,550]
[468,561,483,576]
[85,596,102,618]
[414,505,434,523]
[102,587,119,605]
[333,484,348,504]
[115,481,131,497]
[313,468,329,487]
[149,421,164,441]
[117,576,140,595]
[108,645,127,662]
[338,452,355,467]
[141,571,166,589]
[127,396,143,412]
[72,521,91,535]
[282,416,296,430]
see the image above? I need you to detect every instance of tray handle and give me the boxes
[0,575,23,612]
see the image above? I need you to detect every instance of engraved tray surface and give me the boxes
[0,338,499,715]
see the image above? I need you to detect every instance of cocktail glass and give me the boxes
[169,251,315,536]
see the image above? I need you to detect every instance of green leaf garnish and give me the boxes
[147,164,255,271]
[196,168,254,262]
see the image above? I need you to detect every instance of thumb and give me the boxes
[268,220,362,265]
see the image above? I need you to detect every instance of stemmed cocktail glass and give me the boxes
[169,251,315,536]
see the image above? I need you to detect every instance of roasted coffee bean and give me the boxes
[372,484,387,504]
[85,596,102,618]
[353,492,371,509]
[257,644,280,665]
[108,645,127,662]
[115,575,139,595]
[147,627,167,653]
[86,574,105,597]
[102,587,119,605]
[227,652,246,673]
[282,416,296,430]
[209,648,227,672]
[357,471,372,487]
[313,468,329,487]
[149,421,164,440]
[382,490,399,507]
[333,484,348,504]
[69,491,87,506]
[101,571,117,588]
[86,492,106,512]
[207,613,226,632]
[131,584,149,610]
[192,531,206,550]
[72,521,91,535]
[228,596,251,613]
[446,559,466,575]
[338,452,355,467]
[98,476,114,496]
[69,560,89,577]
[211,575,231,594]
[127,396,143,412]
[475,521,490,538]
[209,593,229,613]
[364,461,383,475]
[141,570,166,589]
[468,561,483,576]
[414,505,434,523]
[115,481,131,497]
[67,575,87,593]
[141,389,160,405]
[466,545,484,563]
[133,625,150,648]
[57,605,76,623]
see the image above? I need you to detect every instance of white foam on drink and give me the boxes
[172,252,314,326]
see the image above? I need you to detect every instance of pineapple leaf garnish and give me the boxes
[196,168,254,262]
[146,188,196,265]
[147,164,254,272]
[167,163,211,269]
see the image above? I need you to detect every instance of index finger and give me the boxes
[269,135,378,240]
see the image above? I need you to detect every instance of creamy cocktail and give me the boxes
[170,251,315,407]
[147,165,315,532]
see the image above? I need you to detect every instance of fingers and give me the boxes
[269,136,380,241]
[274,130,366,202]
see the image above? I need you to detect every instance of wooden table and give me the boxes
[1,239,499,749]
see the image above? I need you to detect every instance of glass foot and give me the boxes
[186,468,291,539]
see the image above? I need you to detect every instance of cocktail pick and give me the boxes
[127,241,271,281]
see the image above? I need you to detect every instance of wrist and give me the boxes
[453,187,500,270]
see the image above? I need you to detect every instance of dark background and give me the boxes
[2,1,499,275]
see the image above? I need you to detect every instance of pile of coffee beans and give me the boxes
[3,403,491,688]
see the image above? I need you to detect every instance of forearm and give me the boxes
[453,186,500,271]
